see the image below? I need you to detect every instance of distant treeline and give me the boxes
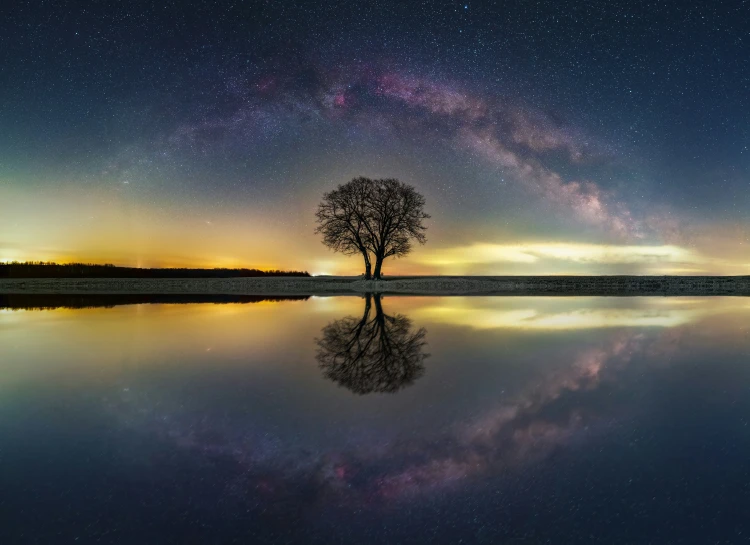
[0,262,310,279]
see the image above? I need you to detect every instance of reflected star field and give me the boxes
[2,296,750,542]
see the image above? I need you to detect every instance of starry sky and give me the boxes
[2,0,749,274]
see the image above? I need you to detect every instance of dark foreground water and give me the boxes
[2,295,750,544]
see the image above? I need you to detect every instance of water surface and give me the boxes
[2,295,750,543]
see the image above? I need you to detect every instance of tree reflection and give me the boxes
[315,294,429,394]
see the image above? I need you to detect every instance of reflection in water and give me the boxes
[3,296,750,543]
[315,294,428,394]
[104,324,683,509]
[0,293,309,309]
[413,296,750,330]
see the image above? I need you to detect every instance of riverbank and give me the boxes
[1,276,749,296]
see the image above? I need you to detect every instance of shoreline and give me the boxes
[1,276,749,296]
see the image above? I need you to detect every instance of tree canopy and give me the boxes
[315,177,429,279]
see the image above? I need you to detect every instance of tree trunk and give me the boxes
[362,251,372,279]
[373,253,384,279]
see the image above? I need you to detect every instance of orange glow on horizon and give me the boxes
[1,185,748,276]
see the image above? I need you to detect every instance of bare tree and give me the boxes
[315,294,429,394]
[314,177,429,279]
[315,177,375,278]
[366,178,429,279]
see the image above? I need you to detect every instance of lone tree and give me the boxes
[315,177,429,279]
[315,177,375,279]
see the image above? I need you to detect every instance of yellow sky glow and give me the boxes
[1,185,748,275]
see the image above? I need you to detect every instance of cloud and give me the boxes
[417,241,698,267]
[410,239,750,275]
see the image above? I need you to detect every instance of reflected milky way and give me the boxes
[96,297,692,504]
[3,296,750,543]
[105,325,676,507]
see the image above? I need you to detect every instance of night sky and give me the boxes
[2,0,749,274]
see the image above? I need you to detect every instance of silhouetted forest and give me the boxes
[0,262,310,279]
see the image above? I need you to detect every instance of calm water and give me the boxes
[2,295,750,544]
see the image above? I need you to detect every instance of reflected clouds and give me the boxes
[413,296,747,330]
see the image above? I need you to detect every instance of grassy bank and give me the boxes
[1,275,749,296]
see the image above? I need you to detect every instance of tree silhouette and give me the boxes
[315,178,376,279]
[315,177,429,279]
[366,178,429,279]
[315,294,429,394]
